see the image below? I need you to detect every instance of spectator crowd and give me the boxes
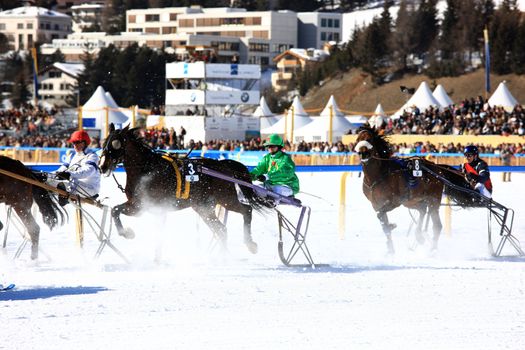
[1,96,525,157]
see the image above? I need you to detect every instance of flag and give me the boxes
[483,28,491,95]
[31,47,39,101]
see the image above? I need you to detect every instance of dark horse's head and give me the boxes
[99,123,137,175]
[354,126,393,163]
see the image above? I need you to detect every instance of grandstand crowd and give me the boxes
[0,98,524,156]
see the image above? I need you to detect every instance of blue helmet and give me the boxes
[464,145,479,156]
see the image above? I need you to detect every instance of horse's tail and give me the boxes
[32,185,67,230]
[423,161,479,208]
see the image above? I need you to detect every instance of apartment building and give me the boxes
[297,12,342,49]
[127,7,297,65]
[0,5,72,51]
[71,3,104,32]
[37,62,84,106]
[271,48,329,91]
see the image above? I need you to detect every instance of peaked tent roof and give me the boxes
[320,95,345,117]
[394,81,443,116]
[433,84,454,107]
[295,114,353,142]
[260,96,313,141]
[488,82,519,112]
[82,86,129,130]
[368,103,386,129]
[253,96,274,117]
[105,92,120,109]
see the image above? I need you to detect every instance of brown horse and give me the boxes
[354,126,469,253]
[0,156,66,259]
[99,124,269,254]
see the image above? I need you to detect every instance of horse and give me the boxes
[99,123,269,254]
[0,156,66,259]
[354,126,471,253]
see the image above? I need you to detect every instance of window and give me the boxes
[245,17,261,25]
[18,34,23,49]
[169,13,177,21]
[128,15,136,23]
[162,27,176,34]
[27,34,33,48]
[249,43,269,52]
[320,32,326,41]
[18,23,23,29]
[253,30,268,39]
[54,24,60,30]
[333,32,340,41]
[0,24,5,30]
[328,19,333,28]
[321,18,326,27]
[334,19,340,28]
[145,27,160,34]
[27,23,33,29]
[261,57,269,65]
[179,19,194,27]
[145,14,160,22]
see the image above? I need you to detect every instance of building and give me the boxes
[0,5,72,51]
[71,3,104,33]
[297,12,342,49]
[55,0,106,17]
[37,62,83,106]
[127,6,297,65]
[271,48,329,91]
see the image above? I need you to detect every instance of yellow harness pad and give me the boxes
[162,155,190,199]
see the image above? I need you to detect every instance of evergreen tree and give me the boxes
[439,0,461,60]
[413,0,438,56]
[510,19,525,74]
[392,0,416,70]
[11,60,31,107]
[490,1,520,74]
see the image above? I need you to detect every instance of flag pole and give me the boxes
[483,26,491,100]
[31,47,39,106]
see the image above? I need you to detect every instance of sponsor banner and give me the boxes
[205,64,260,79]
[166,90,205,105]
[166,62,205,78]
[205,91,259,105]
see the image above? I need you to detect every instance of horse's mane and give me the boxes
[357,125,393,158]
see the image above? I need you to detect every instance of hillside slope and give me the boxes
[301,69,525,115]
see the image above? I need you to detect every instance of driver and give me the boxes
[53,130,101,205]
[460,145,492,198]
[250,134,299,198]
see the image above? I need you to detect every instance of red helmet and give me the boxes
[68,130,91,145]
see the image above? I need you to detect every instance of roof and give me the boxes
[0,6,69,18]
[53,62,84,78]
[273,48,329,63]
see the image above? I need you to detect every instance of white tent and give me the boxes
[82,86,129,134]
[254,96,282,130]
[253,96,274,117]
[105,92,120,109]
[394,81,443,116]
[488,81,519,112]
[295,96,352,142]
[368,103,386,129]
[433,84,454,108]
[260,96,313,142]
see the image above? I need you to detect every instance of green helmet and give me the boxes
[263,134,284,147]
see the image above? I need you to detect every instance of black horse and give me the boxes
[99,124,268,254]
[0,156,66,259]
[355,126,473,253]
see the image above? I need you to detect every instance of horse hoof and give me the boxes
[245,241,258,254]
[119,228,135,239]
[386,241,395,255]
[31,246,38,260]
[416,234,426,245]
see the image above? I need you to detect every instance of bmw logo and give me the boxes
[191,93,196,102]
[241,92,249,103]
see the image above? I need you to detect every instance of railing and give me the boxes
[1,146,525,167]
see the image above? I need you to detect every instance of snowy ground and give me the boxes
[1,172,524,350]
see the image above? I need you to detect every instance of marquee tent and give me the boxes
[433,84,454,107]
[394,81,442,116]
[488,82,519,112]
[368,103,386,129]
[254,96,282,130]
[260,96,313,142]
[295,96,352,142]
[82,86,129,134]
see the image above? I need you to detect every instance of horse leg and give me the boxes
[415,207,427,245]
[112,202,140,239]
[429,207,443,251]
[377,211,395,254]
[194,206,228,250]
[242,206,257,254]
[14,205,40,260]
